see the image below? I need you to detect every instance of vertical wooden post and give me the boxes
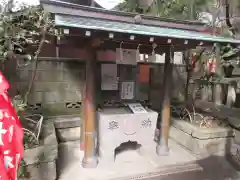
[82,43,98,168]
[80,81,86,151]
[157,48,173,155]
[213,43,222,105]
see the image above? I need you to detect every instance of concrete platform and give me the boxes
[57,140,203,180]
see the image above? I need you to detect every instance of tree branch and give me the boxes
[23,13,48,104]
[225,0,235,36]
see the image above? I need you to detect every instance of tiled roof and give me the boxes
[55,14,240,45]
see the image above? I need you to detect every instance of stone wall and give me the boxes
[8,59,85,116]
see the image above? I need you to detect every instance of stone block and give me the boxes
[42,92,62,103]
[32,82,69,92]
[28,91,43,104]
[40,161,57,180]
[64,91,82,102]
[18,161,57,180]
[62,62,84,72]
[98,108,158,162]
[21,120,58,180]
[56,127,81,142]
[62,71,82,82]
[172,119,234,139]
[38,70,63,82]
[54,116,81,129]
[52,116,82,142]
[169,119,234,156]
[36,61,56,71]
[41,102,81,116]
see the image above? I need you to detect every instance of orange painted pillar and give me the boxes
[157,48,173,155]
[82,44,98,168]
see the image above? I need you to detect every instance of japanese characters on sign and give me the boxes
[127,103,147,114]
[120,81,135,100]
[101,64,118,90]
[116,48,138,65]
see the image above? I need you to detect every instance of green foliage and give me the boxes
[17,159,29,178]
[117,0,214,20]
[11,95,26,113]
[0,5,57,64]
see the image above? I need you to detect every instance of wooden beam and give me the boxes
[157,47,174,155]
[67,28,206,49]
[82,40,98,168]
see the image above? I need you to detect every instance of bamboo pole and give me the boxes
[157,47,173,155]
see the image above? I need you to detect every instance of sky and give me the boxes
[95,0,123,9]
[17,0,123,9]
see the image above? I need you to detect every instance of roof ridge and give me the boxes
[40,0,206,26]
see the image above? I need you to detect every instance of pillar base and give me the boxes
[156,145,169,156]
[82,156,98,168]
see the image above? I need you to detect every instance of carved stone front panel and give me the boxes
[98,108,158,162]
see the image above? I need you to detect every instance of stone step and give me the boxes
[48,116,82,142]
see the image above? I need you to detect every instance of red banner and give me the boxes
[0,72,24,180]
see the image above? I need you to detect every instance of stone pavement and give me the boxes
[55,141,238,180]
[57,140,240,180]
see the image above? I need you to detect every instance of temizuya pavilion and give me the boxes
[41,0,240,168]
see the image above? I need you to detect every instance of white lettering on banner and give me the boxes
[9,125,13,143]
[0,122,7,145]
[4,112,9,118]
[2,93,8,102]
[0,111,3,120]
[4,150,14,169]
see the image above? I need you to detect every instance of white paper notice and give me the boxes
[101,64,118,90]
[127,103,148,114]
[116,48,138,65]
[121,81,135,100]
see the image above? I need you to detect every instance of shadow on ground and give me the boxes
[143,155,240,180]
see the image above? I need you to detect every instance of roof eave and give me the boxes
[40,0,208,32]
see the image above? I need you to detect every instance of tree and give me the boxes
[0,1,59,105]
[117,0,214,20]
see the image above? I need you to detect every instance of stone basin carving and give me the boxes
[97,107,158,162]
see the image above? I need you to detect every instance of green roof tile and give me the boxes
[55,14,240,45]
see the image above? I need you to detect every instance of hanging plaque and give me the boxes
[120,81,135,100]
[116,48,138,65]
[101,64,118,90]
